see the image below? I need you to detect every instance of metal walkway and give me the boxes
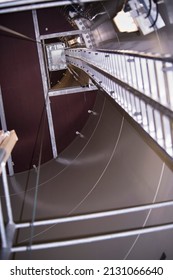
[66,48,173,159]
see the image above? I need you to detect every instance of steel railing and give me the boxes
[1,148,173,256]
[65,48,173,158]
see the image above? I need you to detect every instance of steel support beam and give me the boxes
[0,0,56,8]
[49,85,97,97]
[40,29,90,40]
[1,162,13,224]
[15,199,173,229]
[11,222,173,252]
[0,0,102,14]
[0,221,16,259]
[32,10,58,158]
[0,86,14,176]
[0,197,7,248]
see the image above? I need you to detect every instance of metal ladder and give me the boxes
[66,48,173,159]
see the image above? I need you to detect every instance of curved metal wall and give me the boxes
[8,92,173,259]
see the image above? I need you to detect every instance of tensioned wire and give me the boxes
[12,89,51,259]
[27,101,48,257]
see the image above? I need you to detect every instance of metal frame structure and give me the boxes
[9,222,173,252]
[1,130,173,257]
[69,11,95,49]
[1,153,173,256]
[1,1,173,258]
[1,149,173,257]
[49,85,97,96]
[1,47,173,258]
[0,86,14,176]
[0,130,173,257]
[40,29,90,40]
[32,10,58,158]
[0,131,18,259]
[66,48,173,158]
[32,10,97,158]
[0,10,97,165]
[0,0,103,14]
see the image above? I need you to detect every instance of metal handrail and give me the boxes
[68,47,173,63]
[97,49,173,63]
[66,48,173,158]
[66,48,173,108]
[15,200,173,229]
[10,222,173,252]
[1,158,173,255]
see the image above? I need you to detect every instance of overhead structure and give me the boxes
[0,0,103,14]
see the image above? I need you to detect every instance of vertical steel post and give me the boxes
[1,162,13,224]
[0,86,14,176]
[0,197,7,248]
[32,10,58,158]
[145,59,152,98]
[162,62,171,107]
[42,39,51,89]
[133,57,139,89]
[139,57,145,92]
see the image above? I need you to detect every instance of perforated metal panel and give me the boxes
[46,43,67,71]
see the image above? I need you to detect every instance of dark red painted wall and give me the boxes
[51,91,97,152]
[0,9,97,173]
[37,7,73,35]
[0,11,52,173]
